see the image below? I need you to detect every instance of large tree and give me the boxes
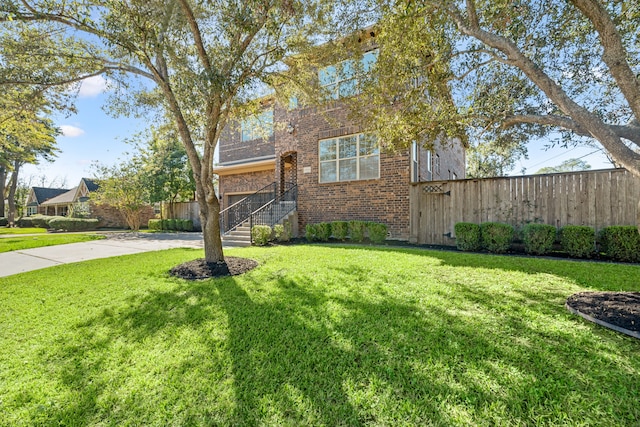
[2,0,322,264]
[346,0,640,229]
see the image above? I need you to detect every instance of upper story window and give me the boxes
[241,110,274,142]
[318,50,378,100]
[319,133,379,183]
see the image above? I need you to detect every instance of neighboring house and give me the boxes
[215,33,466,243]
[25,178,154,228]
[25,187,69,216]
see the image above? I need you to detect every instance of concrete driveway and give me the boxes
[0,232,216,278]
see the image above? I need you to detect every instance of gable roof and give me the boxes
[81,178,99,192]
[40,187,78,206]
[31,187,69,205]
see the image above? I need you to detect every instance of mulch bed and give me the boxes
[170,256,258,280]
[566,292,640,337]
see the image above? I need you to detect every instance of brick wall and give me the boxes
[218,169,275,209]
[91,202,155,229]
[219,107,276,164]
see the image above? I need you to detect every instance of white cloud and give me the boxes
[60,125,85,137]
[78,75,109,98]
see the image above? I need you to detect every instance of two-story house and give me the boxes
[215,34,466,244]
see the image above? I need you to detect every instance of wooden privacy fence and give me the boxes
[161,201,201,230]
[409,168,640,246]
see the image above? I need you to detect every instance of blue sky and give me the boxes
[21,75,614,189]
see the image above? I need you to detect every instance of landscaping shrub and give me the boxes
[331,221,348,241]
[16,217,34,228]
[599,226,640,262]
[251,225,272,246]
[0,217,7,226]
[367,222,387,244]
[30,215,57,229]
[180,219,194,232]
[349,220,366,243]
[522,223,557,255]
[305,223,319,242]
[273,222,291,242]
[48,217,99,232]
[480,222,514,254]
[148,219,163,231]
[166,219,177,231]
[560,225,595,258]
[316,222,332,241]
[454,222,482,251]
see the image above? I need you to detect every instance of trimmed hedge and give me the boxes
[251,225,272,246]
[480,222,514,254]
[48,217,99,232]
[367,222,387,244]
[331,221,348,241]
[316,222,332,242]
[273,222,291,242]
[348,220,366,243]
[454,222,482,251]
[522,223,557,255]
[560,225,595,258]
[599,226,640,262]
[305,223,319,242]
[148,219,163,231]
[16,217,34,228]
[0,217,7,227]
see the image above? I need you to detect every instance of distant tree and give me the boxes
[132,124,196,219]
[467,140,528,178]
[536,159,592,175]
[91,160,150,231]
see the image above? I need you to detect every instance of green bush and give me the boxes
[349,220,366,243]
[16,217,34,228]
[148,219,163,231]
[166,219,177,231]
[30,215,57,229]
[560,225,595,258]
[0,217,7,227]
[48,217,99,232]
[522,223,557,255]
[305,223,319,242]
[316,222,332,242]
[599,226,640,262]
[180,219,194,232]
[367,222,388,244]
[454,222,482,251]
[251,225,272,246]
[273,222,291,242]
[480,222,514,254]
[331,221,349,241]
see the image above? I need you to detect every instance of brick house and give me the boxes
[25,178,154,228]
[215,42,466,244]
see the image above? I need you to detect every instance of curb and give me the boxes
[565,302,640,340]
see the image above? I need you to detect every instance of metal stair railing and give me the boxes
[219,182,276,234]
[249,184,297,242]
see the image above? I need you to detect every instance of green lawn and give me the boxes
[0,227,47,235]
[0,233,105,253]
[1,245,638,426]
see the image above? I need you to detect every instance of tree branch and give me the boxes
[569,0,640,121]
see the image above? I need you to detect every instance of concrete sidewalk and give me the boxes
[0,232,214,278]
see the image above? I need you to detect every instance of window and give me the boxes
[27,206,37,216]
[241,110,274,142]
[434,154,440,176]
[318,50,378,100]
[319,134,379,183]
[411,142,419,183]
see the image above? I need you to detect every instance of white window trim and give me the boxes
[241,110,274,142]
[319,50,378,100]
[319,133,380,183]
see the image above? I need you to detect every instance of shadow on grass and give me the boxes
[31,249,640,425]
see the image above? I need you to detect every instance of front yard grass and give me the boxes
[0,227,47,235]
[0,233,105,253]
[1,245,638,426]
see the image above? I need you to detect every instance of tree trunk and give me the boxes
[7,162,20,226]
[0,166,6,218]
[200,193,225,264]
